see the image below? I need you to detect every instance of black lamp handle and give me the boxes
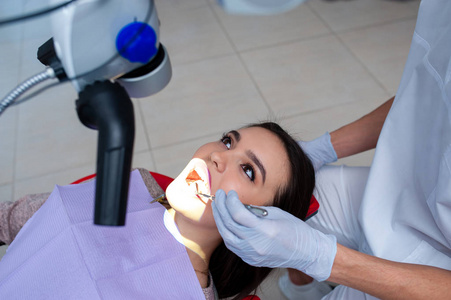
[76,80,135,226]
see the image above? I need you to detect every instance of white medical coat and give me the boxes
[360,0,451,271]
[318,1,451,298]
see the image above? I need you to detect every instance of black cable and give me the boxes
[0,0,78,26]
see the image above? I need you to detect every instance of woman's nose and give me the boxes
[210,151,227,173]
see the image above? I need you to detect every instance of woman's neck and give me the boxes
[167,208,222,287]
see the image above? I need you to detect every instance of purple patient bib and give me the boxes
[0,170,205,299]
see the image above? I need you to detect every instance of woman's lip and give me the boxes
[207,168,211,193]
[185,158,211,195]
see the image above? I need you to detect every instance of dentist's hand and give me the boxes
[298,132,337,171]
[212,190,337,282]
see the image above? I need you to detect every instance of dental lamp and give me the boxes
[37,0,171,226]
[1,0,305,227]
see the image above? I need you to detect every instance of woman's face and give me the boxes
[166,126,290,227]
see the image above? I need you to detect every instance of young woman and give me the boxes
[0,122,315,300]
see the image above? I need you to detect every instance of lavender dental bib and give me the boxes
[0,170,204,299]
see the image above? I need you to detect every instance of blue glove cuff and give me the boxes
[305,233,337,282]
[321,132,338,163]
[298,132,337,171]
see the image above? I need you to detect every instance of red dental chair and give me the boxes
[72,171,319,220]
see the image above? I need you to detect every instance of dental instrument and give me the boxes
[197,193,268,217]
[150,193,268,217]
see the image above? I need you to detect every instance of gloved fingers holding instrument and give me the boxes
[212,189,338,282]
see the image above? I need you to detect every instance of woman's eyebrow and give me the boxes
[246,150,266,184]
[229,130,240,142]
[230,130,266,183]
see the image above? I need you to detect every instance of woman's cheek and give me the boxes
[212,181,248,204]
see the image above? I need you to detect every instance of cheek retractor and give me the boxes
[149,168,208,206]
[150,193,168,205]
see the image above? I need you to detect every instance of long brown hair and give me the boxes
[209,122,315,299]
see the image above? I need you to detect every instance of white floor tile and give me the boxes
[0,41,21,91]
[157,5,235,65]
[282,98,387,141]
[14,164,95,199]
[339,19,416,95]
[153,133,218,179]
[211,2,330,51]
[14,152,155,200]
[132,150,156,172]
[139,55,270,148]
[308,0,418,33]
[14,89,150,181]
[15,82,98,180]
[133,99,151,153]
[281,99,387,167]
[0,106,17,185]
[241,35,389,118]
[0,23,22,43]
[0,184,13,203]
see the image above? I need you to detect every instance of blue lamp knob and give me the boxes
[116,22,158,64]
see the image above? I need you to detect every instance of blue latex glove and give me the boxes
[212,190,337,282]
[298,132,337,172]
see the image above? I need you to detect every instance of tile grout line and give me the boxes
[134,99,158,172]
[150,130,226,152]
[306,1,393,96]
[334,34,393,96]
[333,15,418,36]
[206,1,276,119]
[11,108,18,201]
[12,147,165,184]
[279,97,381,123]
[236,31,333,55]
[11,32,26,200]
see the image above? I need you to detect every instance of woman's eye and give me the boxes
[221,136,232,149]
[241,164,255,182]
